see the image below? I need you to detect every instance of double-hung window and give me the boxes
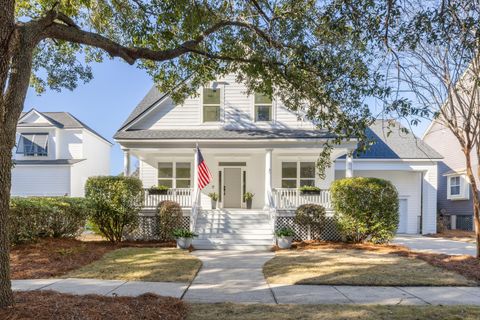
[447,175,469,200]
[281,161,316,188]
[16,133,48,156]
[254,93,272,122]
[450,176,461,196]
[158,162,191,188]
[203,88,221,122]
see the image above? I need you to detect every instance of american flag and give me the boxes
[197,146,212,190]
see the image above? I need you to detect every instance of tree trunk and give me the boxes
[0,140,13,308]
[465,151,480,258]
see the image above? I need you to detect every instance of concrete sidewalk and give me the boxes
[12,278,480,305]
[394,235,476,256]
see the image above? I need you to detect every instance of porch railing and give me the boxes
[273,188,332,210]
[142,188,193,208]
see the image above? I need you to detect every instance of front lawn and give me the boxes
[189,303,480,320]
[65,247,202,282]
[264,244,476,286]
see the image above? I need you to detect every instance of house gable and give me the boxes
[122,74,315,132]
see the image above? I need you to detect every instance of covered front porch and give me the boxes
[122,141,356,212]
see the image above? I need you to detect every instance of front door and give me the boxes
[224,168,242,208]
[397,199,408,233]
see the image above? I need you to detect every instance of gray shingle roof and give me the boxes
[353,120,443,159]
[19,110,112,145]
[119,86,167,129]
[114,128,335,140]
[13,159,86,165]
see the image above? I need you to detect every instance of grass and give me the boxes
[264,248,476,286]
[188,303,480,320]
[65,247,202,282]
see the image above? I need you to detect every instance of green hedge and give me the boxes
[294,204,327,238]
[330,177,399,244]
[85,176,144,242]
[9,197,90,245]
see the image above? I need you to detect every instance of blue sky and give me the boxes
[24,59,431,175]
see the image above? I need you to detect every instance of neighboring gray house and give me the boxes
[423,121,475,231]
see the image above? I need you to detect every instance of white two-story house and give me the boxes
[115,75,441,249]
[12,109,112,197]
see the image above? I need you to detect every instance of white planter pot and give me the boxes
[277,236,293,249]
[176,237,193,249]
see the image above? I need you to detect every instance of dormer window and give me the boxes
[254,93,272,122]
[203,88,221,122]
[16,133,48,156]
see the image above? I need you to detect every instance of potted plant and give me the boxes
[299,185,321,195]
[243,192,254,209]
[208,192,219,209]
[275,228,295,249]
[172,228,198,249]
[148,185,170,195]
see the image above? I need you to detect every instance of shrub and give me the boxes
[9,197,90,245]
[85,176,144,242]
[156,200,183,241]
[330,177,399,244]
[294,204,327,238]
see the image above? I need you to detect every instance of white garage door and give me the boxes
[397,199,408,233]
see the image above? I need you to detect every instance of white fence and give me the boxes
[273,188,332,210]
[142,188,193,208]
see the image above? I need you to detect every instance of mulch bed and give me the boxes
[10,238,175,279]
[283,240,480,284]
[428,230,477,243]
[0,291,186,320]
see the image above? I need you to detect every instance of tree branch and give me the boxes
[42,18,283,65]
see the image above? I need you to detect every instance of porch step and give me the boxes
[193,209,274,250]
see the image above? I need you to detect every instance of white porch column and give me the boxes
[123,148,131,177]
[264,148,273,210]
[345,152,353,178]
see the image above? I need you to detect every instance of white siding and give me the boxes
[69,130,111,197]
[131,74,315,130]
[140,160,158,188]
[11,166,71,196]
[58,129,84,159]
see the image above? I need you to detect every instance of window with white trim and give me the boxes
[450,176,461,196]
[158,162,191,188]
[16,133,48,156]
[203,88,221,122]
[254,93,272,122]
[447,174,469,200]
[281,161,316,188]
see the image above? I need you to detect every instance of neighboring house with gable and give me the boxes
[423,120,476,231]
[115,74,441,249]
[12,109,112,197]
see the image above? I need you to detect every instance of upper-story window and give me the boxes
[447,174,469,200]
[203,88,221,122]
[16,133,48,156]
[281,161,315,188]
[158,162,191,188]
[254,93,272,122]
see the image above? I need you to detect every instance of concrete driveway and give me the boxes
[393,235,477,256]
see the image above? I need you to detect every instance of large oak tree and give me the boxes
[0,0,399,307]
